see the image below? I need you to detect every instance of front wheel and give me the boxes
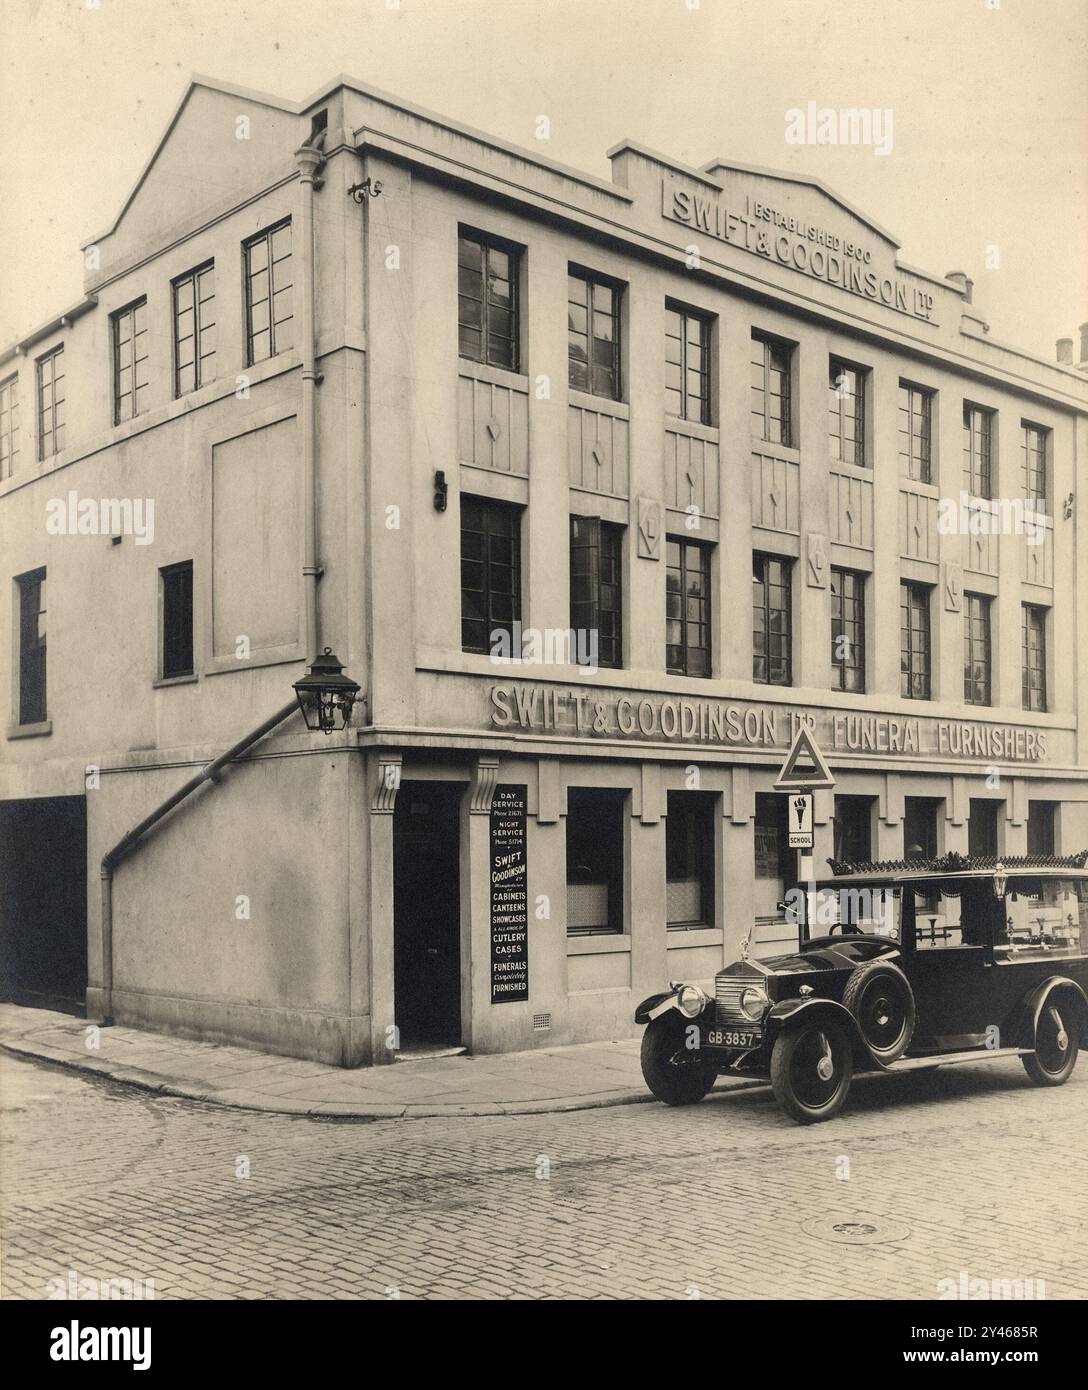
[1022,1000,1079,1086]
[640,1015,717,1106]
[770,1019,854,1124]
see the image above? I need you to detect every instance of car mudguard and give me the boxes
[766,996,886,1071]
[1014,976,1088,1049]
[634,990,679,1025]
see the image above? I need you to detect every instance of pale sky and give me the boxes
[2,0,1086,361]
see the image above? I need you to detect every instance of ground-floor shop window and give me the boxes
[666,791,715,930]
[968,798,1000,858]
[1027,801,1057,856]
[833,795,874,866]
[566,787,626,935]
[753,792,796,920]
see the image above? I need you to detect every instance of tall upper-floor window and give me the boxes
[568,268,621,400]
[160,561,194,680]
[244,220,293,365]
[1022,604,1047,712]
[963,403,994,499]
[457,231,519,372]
[1021,421,1048,506]
[666,537,711,677]
[753,553,792,686]
[828,359,867,466]
[36,346,64,460]
[830,567,865,692]
[750,332,792,445]
[963,592,992,706]
[665,303,711,424]
[173,262,216,396]
[900,581,932,699]
[570,516,622,669]
[898,380,933,483]
[17,567,47,726]
[0,375,18,480]
[460,495,522,656]
[112,298,150,424]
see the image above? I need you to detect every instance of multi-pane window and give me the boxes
[750,332,792,445]
[828,359,866,466]
[173,263,216,396]
[963,593,992,706]
[752,553,792,685]
[460,496,521,655]
[900,581,931,699]
[160,561,194,680]
[568,269,621,399]
[457,231,519,371]
[830,567,865,692]
[36,346,65,460]
[1022,604,1047,712]
[244,220,293,365]
[962,403,994,498]
[570,516,622,669]
[566,788,626,935]
[1022,422,1048,506]
[665,304,711,423]
[666,792,715,930]
[665,538,711,677]
[0,375,18,480]
[17,568,47,726]
[898,380,933,483]
[112,299,150,424]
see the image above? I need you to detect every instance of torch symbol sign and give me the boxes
[794,796,807,828]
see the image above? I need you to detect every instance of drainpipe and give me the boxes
[295,135,326,657]
[97,699,300,1024]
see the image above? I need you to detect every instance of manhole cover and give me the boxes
[801,1215,911,1245]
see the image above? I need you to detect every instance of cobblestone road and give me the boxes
[2,1051,1084,1300]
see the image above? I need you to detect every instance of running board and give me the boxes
[888,1047,1030,1072]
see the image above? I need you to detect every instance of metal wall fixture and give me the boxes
[433,469,449,512]
[348,178,383,202]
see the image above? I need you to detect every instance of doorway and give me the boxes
[0,796,88,1014]
[392,780,463,1048]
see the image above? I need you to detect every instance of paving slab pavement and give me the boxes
[0,1004,758,1118]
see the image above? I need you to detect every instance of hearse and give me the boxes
[635,852,1088,1123]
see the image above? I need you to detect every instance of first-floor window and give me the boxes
[460,496,522,655]
[900,581,931,699]
[666,538,711,677]
[830,567,865,692]
[566,788,626,935]
[17,567,47,725]
[160,561,194,679]
[112,298,149,424]
[0,374,19,480]
[570,516,622,668]
[666,792,715,930]
[963,593,992,706]
[1022,604,1047,711]
[753,553,792,685]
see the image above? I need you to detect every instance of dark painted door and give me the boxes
[393,781,463,1047]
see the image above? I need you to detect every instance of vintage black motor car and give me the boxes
[635,852,1088,1123]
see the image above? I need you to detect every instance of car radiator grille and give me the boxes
[715,977,757,1026]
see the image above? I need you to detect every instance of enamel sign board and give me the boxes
[773,724,836,791]
[787,793,814,850]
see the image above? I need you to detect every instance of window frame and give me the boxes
[752,552,793,686]
[243,219,294,367]
[111,297,150,425]
[828,357,868,467]
[1022,604,1047,712]
[664,301,712,424]
[665,791,716,931]
[963,591,992,707]
[898,379,934,484]
[457,228,521,373]
[751,331,793,446]
[900,580,932,700]
[36,345,65,461]
[0,373,18,481]
[460,495,523,656]
[160,560,195,681]
[962,401,994,500]
[1021,420,1048,507]
[830,566,866,692]
[567,266,623,401]
[569,515,623,669]
[172,261,216,398]
[566,787,627,936]
[16,567,47,726]
[665,536,712,678]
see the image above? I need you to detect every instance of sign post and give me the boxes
[774,726,835,940]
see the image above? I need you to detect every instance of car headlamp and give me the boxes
[676,984,709,1018]
[739,985,769,1020]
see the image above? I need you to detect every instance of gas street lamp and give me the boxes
[292,648,362,734]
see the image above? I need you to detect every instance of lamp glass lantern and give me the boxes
[293,648,361,734]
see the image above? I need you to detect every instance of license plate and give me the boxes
[706,1028,761,1049]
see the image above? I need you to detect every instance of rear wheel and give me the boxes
[842,960,915,1064]
[770,1019,854,1124]
[1023,1000,1079,1086]
[640,1015,717,1106]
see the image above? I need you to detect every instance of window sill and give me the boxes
[153,672,198,689]
[665,415,719,442]
[567,933,631,956]
[667,926,722,949]
[6,719,52,739]
[458,359,528,391]
[569,389,629,419]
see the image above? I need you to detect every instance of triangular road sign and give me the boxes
[773,724,835,791]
